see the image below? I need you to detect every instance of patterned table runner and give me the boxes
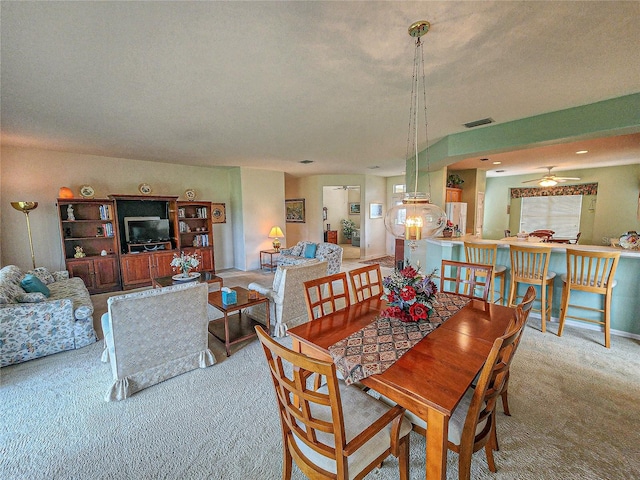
[328,292,471,385]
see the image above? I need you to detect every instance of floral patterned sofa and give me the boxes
[277,241,343,275]
[0,265,96,367]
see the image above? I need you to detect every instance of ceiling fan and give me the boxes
[521,166,581,187]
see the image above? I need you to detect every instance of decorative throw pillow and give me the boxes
[27,267,55,285]
[303,243,317,259]
[21,274,51,297]
[291,244,303,256]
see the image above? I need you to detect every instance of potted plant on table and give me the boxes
[341,219,357,244]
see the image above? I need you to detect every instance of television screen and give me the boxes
[127,219,170,243]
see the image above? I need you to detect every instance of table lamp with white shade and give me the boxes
[268,226,284,252]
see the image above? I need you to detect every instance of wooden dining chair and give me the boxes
[440,260,493,302]
[529,230,555,242]
[303,272,351,320]
[498,286,536,418]
[508,245,556,333]
[400,304,528,479]
[255,326,411,480]
[464,242,507,304]
[348,263,383,303]
[558,249,620,348]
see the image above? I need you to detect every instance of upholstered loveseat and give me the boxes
[0,265,96,367]
[277,241,343,275]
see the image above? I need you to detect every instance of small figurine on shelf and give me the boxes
[74,246,86,258]
[67,205,75,221]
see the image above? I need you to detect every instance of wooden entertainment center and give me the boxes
[56,194,225,293]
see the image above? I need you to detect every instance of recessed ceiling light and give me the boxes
[299,159,313,164]
[576,150,588,154]
[493,161,501,165]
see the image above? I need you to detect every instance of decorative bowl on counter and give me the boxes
[619,231,639,250]
[516,232,529,241]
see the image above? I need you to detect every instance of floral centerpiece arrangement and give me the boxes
[381,264,438,322]
[170,252,200,277]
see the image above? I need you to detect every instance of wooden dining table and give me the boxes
[287,296,515,480]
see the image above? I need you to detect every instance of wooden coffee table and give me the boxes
[153,270,223,291]
[207,286,270,356]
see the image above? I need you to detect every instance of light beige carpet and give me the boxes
[6,266,636,479]
[1,321,639,479]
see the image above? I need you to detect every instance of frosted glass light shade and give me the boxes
[384,193,447,239]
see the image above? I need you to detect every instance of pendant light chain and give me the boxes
[383,20,447,243]
[406,38,420,194]
[419,37,432,198]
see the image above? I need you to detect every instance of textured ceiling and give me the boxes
[1,1,639,177]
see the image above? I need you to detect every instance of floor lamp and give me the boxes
[11,201,39,269]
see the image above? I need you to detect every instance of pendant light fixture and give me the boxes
[384,21,447,247]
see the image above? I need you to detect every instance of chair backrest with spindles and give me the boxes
[303,272,351,320]
[348,263,383,303]
[440,260,493,302]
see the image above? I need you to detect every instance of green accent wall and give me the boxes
[424,93,640,170]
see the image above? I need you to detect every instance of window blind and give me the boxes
[520,195,582,237]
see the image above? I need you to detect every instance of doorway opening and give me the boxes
[322,186,361,260]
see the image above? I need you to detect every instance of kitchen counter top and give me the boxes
[426,234,640,258]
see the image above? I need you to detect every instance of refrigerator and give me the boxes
[445,202,467,234]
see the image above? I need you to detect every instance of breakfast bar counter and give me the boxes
[405,235,640,337]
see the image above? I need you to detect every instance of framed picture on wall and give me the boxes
[369,203,383,219]
[349,203,360,215]
[285,198,305,223]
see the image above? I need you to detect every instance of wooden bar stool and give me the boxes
[464,242,507,304]
[508,245,556,332]
[558,249,620,348]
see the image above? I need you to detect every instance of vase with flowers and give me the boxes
[170,252,200,278]
[443,220,454,238]
[381,263,438,322]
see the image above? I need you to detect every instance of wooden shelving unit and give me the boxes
[57,198,121,293]
[177,201,215,272]
[56,195,220,291]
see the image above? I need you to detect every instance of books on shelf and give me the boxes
[99,204,113,220]
[102,223,114,237]
[192,234,209,247]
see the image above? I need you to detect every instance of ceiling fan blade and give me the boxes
[555,177,581,181]
[521,178,543,184]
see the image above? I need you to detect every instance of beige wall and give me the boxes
[238,168,285,270]
[0,147,284,270]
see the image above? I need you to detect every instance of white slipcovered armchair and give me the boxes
[101,282,215,401]
[245,261,328,337]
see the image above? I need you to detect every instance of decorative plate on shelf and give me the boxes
[138,183,152,195]
[619,231,639,250]
[79,185,95,199]
[185,189,197,201]
[172,272,201,282]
